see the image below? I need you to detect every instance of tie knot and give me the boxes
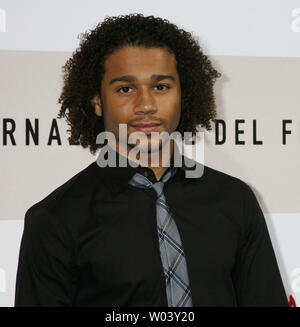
[151,181,164,197]
[128,168,176,197]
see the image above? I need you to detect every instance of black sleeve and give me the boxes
[231,183,289,307]
[14,205,77,306]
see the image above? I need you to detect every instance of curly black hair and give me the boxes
[58,13,221,154]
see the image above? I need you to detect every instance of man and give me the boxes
[15,14,288,307]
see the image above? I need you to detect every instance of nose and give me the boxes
[133,88,157,115]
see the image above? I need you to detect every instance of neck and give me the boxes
[114,140,175,181]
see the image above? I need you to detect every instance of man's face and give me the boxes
[92,46,181,154]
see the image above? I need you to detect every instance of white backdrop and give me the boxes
[0,0,300,307]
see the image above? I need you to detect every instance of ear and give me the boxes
[91,94,102,117]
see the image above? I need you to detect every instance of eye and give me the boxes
[154,84,170,91]
[118,86,133,94]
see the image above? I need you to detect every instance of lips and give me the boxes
[131,122,161,134]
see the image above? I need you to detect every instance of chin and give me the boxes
[132,140,157,153]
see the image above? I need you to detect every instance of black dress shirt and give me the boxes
[15,148,289,307]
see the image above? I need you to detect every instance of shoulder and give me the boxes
[183,156,251,195]
[178,155,255,203]
[181,159,263,232]
[24,161,102,229]
[200,163,265,235]
[180,156,260,217]
[200,163,258,206]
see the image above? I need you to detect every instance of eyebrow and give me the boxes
[109,74,176,85]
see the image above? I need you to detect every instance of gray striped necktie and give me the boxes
[128,168,193,307]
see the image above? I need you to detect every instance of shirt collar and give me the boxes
[94,143,199,198]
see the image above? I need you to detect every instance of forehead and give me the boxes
[103,46,178,79]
